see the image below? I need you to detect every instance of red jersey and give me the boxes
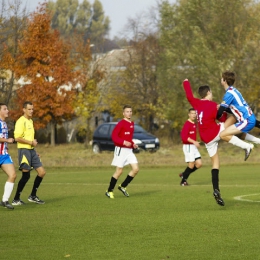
[112,119,135,148]
[181,120,197,144]
[183,80,226,144]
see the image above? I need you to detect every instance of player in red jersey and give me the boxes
[179,108,202,186]
[183,79,253,206]
[105,105,139,199]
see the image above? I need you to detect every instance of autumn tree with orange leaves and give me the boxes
[10,5,76,146]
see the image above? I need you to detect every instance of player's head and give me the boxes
[221,71,235,86]
[188,108,196,121]
[123,105,132,120]
[198,85,212,100]
[23,101,34,118]
[0,102,8,119]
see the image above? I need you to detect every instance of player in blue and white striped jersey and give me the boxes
[217,71,260,160]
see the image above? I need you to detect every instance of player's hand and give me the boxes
[217,104,220,109]
[123,140,132,147]
[183,79,189,82]
[194,141,200,148]
[7,138,14,143]
[133,144,138,149]
[32,139,38,147]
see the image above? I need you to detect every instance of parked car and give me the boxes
[92,122,160,154]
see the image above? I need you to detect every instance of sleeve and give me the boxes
[180,122,189,142]
[111,121,124,146]
[183,80,199,107]
[14,118,24,139]
[221,92,233,107]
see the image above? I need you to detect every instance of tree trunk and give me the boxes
[50,121,56,146]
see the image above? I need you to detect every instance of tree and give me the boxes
[102,13,164,133]
[158,0,260,132]
[47,0,110,52]
[0,0,28,105]
[70,33,104,145]
[10,4,76,146]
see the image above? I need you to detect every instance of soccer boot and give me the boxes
[179,173,183,178]
[244,144,254,161]
[213,189,225,206]
[118,185,129,197]
[28,195,45,204]
[1,201,14,210]
[12,199,26,206]
[180,179,188,186]
[105,191,114,199]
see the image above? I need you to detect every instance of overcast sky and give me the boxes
[24,0,176,38]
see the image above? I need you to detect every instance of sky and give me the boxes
[24,0,176,38]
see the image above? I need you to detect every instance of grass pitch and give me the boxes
[0,165,260,260]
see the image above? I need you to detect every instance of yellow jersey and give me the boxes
[14,116,34,149]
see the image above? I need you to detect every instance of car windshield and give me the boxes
[134,125,147,133]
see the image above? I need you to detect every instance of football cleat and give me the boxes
[179,173,183,178]
[12,199,25,206]
[0,201,14,210]
[244,144,254,161]
[213,189,225,206]
[118,185,129,197]
[180,180,188,186]
[105,191,114,199]
[28,195,45,204]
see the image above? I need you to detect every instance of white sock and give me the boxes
[245,133,260,144]
[2,182,14,202]
[229,136,251,149]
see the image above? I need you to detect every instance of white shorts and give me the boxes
[205,123,225,157]
[111,146,138,168]
[182,144,201,162]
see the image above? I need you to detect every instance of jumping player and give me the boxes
[105,105,139,199]
[179,108,202,186]
[183,79,253,206]
[217,71,260,149]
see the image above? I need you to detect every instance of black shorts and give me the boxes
[18,148,42,171]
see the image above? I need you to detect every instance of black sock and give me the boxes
[255,120,260,129]
[182,167,194,182]
[191,166,198,173]
[108,177,117,192]
[13,172,30,200]
[211,169,219,191]
[31,176,43,196]
[121,175,134,188]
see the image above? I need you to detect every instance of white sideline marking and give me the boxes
[234,193,260,203]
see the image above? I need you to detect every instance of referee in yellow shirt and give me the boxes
[12,101,46,205]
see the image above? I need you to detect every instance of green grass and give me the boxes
[1,165,260,259]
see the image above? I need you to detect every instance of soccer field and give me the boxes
[1,165,260,260]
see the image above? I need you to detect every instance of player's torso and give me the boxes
[194,100,220,143]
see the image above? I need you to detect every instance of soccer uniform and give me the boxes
[220,86,256,132]
[183,80,227,157]
[0,119,13,165]
[14,116,42,171]
[111,119,138,167]
[181,120,201,162]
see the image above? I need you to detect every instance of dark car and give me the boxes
[92,122,160,154]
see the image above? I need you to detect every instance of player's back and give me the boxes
[194,100,220,143]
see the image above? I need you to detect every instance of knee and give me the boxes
[37,167,46,178]
[133,167,139,175]
[196,162,202,169]
[9,172,17,182]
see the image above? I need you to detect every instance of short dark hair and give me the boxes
[23,101,33,108]
[123,105,132,110]
[0,102,7,109]
[189,108,195,112]
[198,85,211,98]
[222,71,235,86]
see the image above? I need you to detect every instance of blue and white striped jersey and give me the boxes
[220,86,253,122]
